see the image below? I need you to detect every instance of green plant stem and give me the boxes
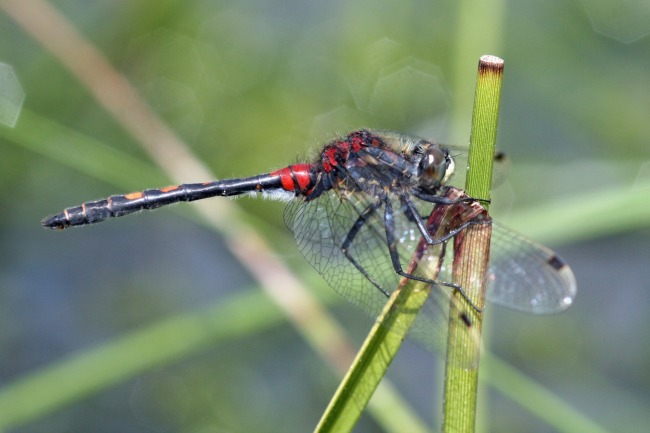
[315,200,464,433]
[442,55,503,433]
[314,278,436,433]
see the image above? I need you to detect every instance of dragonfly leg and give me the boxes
[402,196,488,246]
[401,197,436,244]
[384,198,484,313]
[414,190,491,207]
[434,280,485,313]
[340,200,392,299]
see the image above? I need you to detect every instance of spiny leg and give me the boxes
[384,198,483,313]
[413,189,491,207]
[401,194,487,248]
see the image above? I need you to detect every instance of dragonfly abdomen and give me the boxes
[41,173,288,230]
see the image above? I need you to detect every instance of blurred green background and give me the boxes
[1,0,649,432]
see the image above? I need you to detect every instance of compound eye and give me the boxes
[418,145,453,190]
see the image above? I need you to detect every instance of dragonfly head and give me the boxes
[416,143,455,191]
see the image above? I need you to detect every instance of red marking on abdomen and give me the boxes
[160,185,180,192]
[291,164,314,191]
[270,167,295,191]
[270,164,314,192]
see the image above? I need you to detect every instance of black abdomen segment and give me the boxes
[42,174,283,230]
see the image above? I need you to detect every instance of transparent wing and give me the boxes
[284,189,473,355]
[446,147,510,190]
[485,223,577,314]
[285,190,398,319]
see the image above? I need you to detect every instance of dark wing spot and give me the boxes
[546,255,568,271]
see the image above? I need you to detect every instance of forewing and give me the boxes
[485,223,576,314]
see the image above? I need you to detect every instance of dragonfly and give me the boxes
[43,129,576,355]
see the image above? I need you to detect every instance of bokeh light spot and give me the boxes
[580,0,650,43]
[0,63,25,127]
[368,57,449,128]
[310,105,367,137]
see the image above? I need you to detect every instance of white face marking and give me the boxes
[442,155,455,184]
